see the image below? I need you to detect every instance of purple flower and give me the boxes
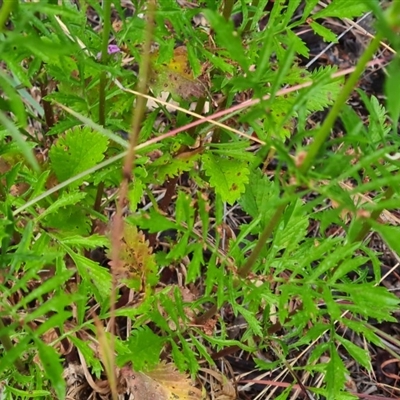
[107,44,120,55]
[97,45,121,60]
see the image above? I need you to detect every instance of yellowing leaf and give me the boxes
[119,363,204,400]
[108,222,158,290]
[149,46,207,101]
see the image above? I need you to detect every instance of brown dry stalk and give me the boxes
[108,0,156,393]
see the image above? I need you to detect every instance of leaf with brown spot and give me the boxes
[149,46,207,102]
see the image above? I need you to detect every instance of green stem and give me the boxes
[0,0,14,32]
[0,318,26,373]
[98,0,112,126]
[238,200,288,278]
[299,33,383,175]
[244,0,258,32]
[94,0,112,215]
[222,0,234,21]
[187,97,206,138]
[353,187,394,243]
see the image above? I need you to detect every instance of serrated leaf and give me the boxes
[119,327,164,371]
[68,251,112,303]
[313,0,368,19]
[306,75,342,112]
[357,91,390,144]
[59,234,109,249]
[49,126,109,186]
[36,191,86,222]
[69,336,103,377]
[35,339,66,400]
[326,345,346,400]
[202,153,249,204]
[128,179,145,212]
[107,222,158,290]
[273,199,309,253]
[239,169,278,226]
[285,29,309,58]
[335,335,370,369]
[187,243,204,283]
[149,152,199,183]
[129,209,177,233]
[235,304,263,337]
[44,206,91,235]
[335,283,400,322]
[309,21,338,43]
[340,318,382,347]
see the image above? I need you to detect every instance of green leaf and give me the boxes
[70,336,103,377]
[0,112,39,173]
[240,169,277,225]
[128,179,145,212]
[175,190,195,228]
[202,153,249,204]
[0,70,27,127]
[4,386,51,397]
[16,270,73,309]
[371,221,400,258]
[49,126,109,186]
[58,234,109,249]
[235,304,263,337]
[35,191,86,222]
[44,206,91,236]
[309,21,338,43]
[313,0,368,19]
[357,91,390,145]
[340,318,382,347]
[129,209,177,233]
[326,344,346,400]
[34,339,66,400]
[118,327,164,371]
[306,73,343,112]
[67,250,112,303]
[148,152,199,183]
[335,335,371,369]
[335,283,400,322]
[186,243,203,283]
[202,10,249,71]
[273,199,309,254]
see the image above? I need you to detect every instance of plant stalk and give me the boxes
[238,200,288,278]
[0,0,14,32]
[93,0,113,217]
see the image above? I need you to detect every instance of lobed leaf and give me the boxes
[49,126,109,186]
[202,153,249,205]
